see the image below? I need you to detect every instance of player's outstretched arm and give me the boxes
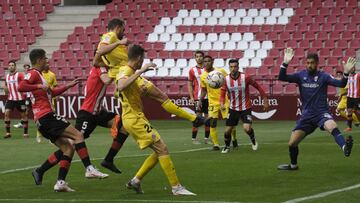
[328,57,357,87]
[51,78,81,97]
[278,48,300,83]
[117,63,156,92]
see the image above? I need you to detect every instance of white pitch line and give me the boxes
[0,142,355,175]
[0,147,211,175]
[0,199,254,203]
[282,183,360,203]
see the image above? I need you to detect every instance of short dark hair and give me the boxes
[107,18,124,30]
[204,55,213,60]
[194,50,204,56]
[229,59,239,65]
[8,60,16,66]
[23,64,30,68]
[128,44,145,61]
[29,49,46,65]
[306,53,319,63]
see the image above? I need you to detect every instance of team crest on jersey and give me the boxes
[314,76,318,82]
[303,77,307,80]
[24,73,31,80]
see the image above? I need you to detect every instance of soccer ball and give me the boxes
[206,71,225,89]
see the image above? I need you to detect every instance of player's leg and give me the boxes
[222,126,234,153]
[208,105,221,150]
[4,101,12,138]
[145,84,204,126]
[191,100,202,144]
[222,109,239,153]
[32,148,63,185]
[278,130,306,170]
[239,109,256,150]
[150,139,196,196]
[53,137,75,192]
[18,101,29,138]
[202,100,210,144]
[63,118,109,179]
[323,119,353,157]
[345,98,354,131]
[102,114,129,173]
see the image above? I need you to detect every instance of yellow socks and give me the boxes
[161,99,196,122]
[135,153,158,180]
[158,155,179,187]
[210,127,219,146]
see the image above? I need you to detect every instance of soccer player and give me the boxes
[335,71,359,130]
[199,55,232,150]
[277,48,355,170]
[75,64,128,174]
[117,44,196,195]
[35,65,58,143]
[345,70,360,131]
[220,59,269,153]
[94,18,129,79]
[94,19,204,125]
[18,49,107,192]
[13,64,31,129]
[3,60,29,138]
[187,50,210,144]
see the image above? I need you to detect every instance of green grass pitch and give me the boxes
[0,120,359,203]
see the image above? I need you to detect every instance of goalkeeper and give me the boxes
[277,48,356,170]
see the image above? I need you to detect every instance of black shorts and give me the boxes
[37,112,71,143]
[5,100,26,112]
[226,109,253,126]
[194,99,209,114]
[347,97,360,110]
[75,109,117,139]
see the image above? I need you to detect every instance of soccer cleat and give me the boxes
[192,139,201,145]
[32,169,43,185]
[343,136,353,157]
[172,185,196,196]
[23,134,29,138]
[13,122,23,128]
[126,180,144,194]
[85,166,109,179]
[54,180,75,192]
[232,139,238,148]
[212,145,220,151]
[101,160,122,174]
[251,141,258,151]
[343,127,352,132]
[192,116,205,128]
[4,133,11,139]
[204,138,212,145]
[36,135,41,143]
[277,164,299,171]
[355,123,360,127]
[221,147,230,154]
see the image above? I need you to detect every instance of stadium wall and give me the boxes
[0,95,342,120]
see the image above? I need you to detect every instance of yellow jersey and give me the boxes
[116,65,153,119]
[42,70,57,88]
[98,31,128,78]
[200,67,228,106]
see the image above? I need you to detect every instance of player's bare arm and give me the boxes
[117,63,156,92]
[100,73,113,85]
